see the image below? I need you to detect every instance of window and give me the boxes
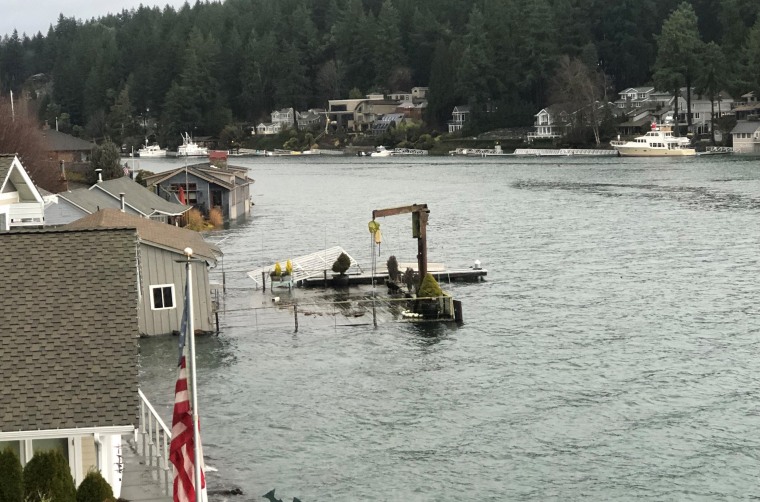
[170,183,198,204]
[150,284,175,310]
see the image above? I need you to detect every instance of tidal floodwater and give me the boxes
[137,154,760,501]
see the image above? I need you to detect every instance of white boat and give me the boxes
[610,122,696,157]
[370,146,392,157]
[177,133,208,157]
[136,140,167,158]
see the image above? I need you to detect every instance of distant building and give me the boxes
[730,121,760,154]
[41,129,95,163]
[296,109,326,131]
[448,105,470,133]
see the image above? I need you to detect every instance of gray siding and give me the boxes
[138,244,214,336]
[44,198,88,226]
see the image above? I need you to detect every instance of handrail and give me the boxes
[137,388,172,495]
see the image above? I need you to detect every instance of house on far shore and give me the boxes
[448,105,470,133]
[45,175,189,226]
[0,227,139,495]
[65,209,222,336]
[0,154,45,230]
[527,106,567,142]
[143,163,254,222]
[730,121,760,154]
[41,128,95,163]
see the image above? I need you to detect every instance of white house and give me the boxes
[527,106,568,141]
[448,105,470,133]
[271,107,294,130]
[674,90,734,135]
[0,154,45,231]
[256,122,279,135]
[730,121,760,154]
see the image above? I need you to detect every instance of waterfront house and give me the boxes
[673,89,734,135]
[296,109,325,131]
[0,227,140,495]
[372,113,407,135]
[730,121,760,153]
[388,91,412,102]
[41,128,95,164]
[256,122,279,135]
[0,154,45,230]
[448,105,470,133]
[614,87,655,110]
[65,208,221,336]
[143,163,253,221]
[412,87,429,100]
[327,99,366,132]
[272,107,295,131]
[527,106,568,141]
[354,99,400,131]
[45,175,189,226]
[731,92,760,121]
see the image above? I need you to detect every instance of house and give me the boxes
[614,87,655,110]
[354,100,402,131]
[0,154,45,230]
[326,97,398,132]
[256,122,279,135]
[326,99,366,131]
[65,209,221,336]
[372,113,406,135]
[271,107,295,131]
[388,91,412,102]
[527,106,568,141]
[412,87,429,100]
[730,121,760,153]
[45,175,189,226]
[448,105,470,133]
[673,89,734,135]
[0,227,140,494]
[396,101,426,121]
[731,92,760,121]
[143,163,254,221]
[41,129,95,164]
[296,109,325,131]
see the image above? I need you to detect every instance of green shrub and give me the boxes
[417,273,444,298]
[76,470,113,502]
[386,256,400,282]
[332,252,351,275]
[0,447,23,502]
[23,450,75,502]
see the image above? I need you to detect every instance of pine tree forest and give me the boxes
[1,0,759,148]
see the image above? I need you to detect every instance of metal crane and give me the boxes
[371,203,430,281]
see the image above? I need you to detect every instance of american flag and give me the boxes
[123,164,130,177]
[169,283,207,502]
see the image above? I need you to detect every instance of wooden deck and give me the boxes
[299,267,487,288]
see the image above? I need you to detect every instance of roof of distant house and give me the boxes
[731,121,760,134]
[41,129,96,151]
[91,176,189,216]
[64,208,222,262]
[0,227,139,431]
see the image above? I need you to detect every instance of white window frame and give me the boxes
[150,284,176,311]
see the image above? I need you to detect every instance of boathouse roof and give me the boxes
[90,176,190,216]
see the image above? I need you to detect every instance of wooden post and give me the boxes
[372,301,377,328]
[323,269,327,289]
[294,305,298,332]
[215,311,219,334]
[261,271,266,292]
[454,300,463,324]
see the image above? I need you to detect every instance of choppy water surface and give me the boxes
[138,155,760,500]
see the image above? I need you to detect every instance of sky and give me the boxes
[1,0,191,38]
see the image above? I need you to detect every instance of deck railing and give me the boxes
[137,389,172,495]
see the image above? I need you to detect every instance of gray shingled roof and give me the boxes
[41,129,96,152]
[0,155,14,184]
[143,163,254,191]
[731,121,760,134]
[64,208,222,263]
[91,177,189,216]
[0,228,139,431]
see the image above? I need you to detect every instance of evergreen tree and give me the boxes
[373,0,406,91]
[0,447,23,502]
[695,41,727,144]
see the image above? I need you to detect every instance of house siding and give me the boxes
[138,244,213,336]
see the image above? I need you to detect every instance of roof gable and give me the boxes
[90,177,189,216]
[0,228,139,431]
[41,129,95,152]
[0,155,44,203]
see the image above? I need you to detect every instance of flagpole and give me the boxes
[184,247,202,502]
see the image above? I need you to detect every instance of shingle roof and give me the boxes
[64,208,222,263]
[0,228,139,431]
[41,129,96,152]
[0,155,14,183]
[91,177,189,216]
[143,163,254,192]
[731,121,760,134]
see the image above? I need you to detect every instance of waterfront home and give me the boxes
[272,107,295,130]
[296,109,325,131]
[730,121,760,153]
[45,175,189,226]
[65,208,221,336]
[731,92,760,121]
[0,227,140,495]
[673,89,734,135]
[412,86,429,100]
[143,163,254,222]
[256,122,279,135]
[448,105,470,133]
[0,154,45,230]
[41,128,95,163]
[372,113,407,135]
[527,106,567,141]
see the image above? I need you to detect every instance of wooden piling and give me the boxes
[294,305,299,332]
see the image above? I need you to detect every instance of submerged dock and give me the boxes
[300,266,487,288]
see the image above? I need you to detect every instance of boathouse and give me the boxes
[0,227,139,495]
[65,209,221,336]
[143,163,253,222]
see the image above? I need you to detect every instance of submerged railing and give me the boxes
[137,388,172,495]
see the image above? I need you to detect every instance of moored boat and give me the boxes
[177,132,209,157]
[610,122,696,157]
[136,140,167,158]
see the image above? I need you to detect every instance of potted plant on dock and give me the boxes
[331,252,351,287]
[270,261,292,288]
[415,273,446,318]
[386,255,403,294]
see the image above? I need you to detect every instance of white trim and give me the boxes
[0,425,133,441]
[150,283,176,310]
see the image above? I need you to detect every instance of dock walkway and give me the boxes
[120,435,171,502]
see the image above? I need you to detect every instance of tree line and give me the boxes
[0,0,759,148]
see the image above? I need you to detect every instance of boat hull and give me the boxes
[613,146,696,157]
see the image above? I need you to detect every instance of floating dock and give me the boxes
[300,263,487,288]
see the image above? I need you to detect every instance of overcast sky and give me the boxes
[2,0,191,38]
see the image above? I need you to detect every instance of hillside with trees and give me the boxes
[0,0,759,148]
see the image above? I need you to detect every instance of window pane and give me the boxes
[153,287,164,308]
[163,287,174,308]
[0,440,21,460]
[32,438,68,460]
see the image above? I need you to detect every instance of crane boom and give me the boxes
[372,203,429,281]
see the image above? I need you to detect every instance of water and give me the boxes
[138,154,760,500]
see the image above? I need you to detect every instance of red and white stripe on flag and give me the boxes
[169,355,206,502]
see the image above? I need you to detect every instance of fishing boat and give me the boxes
[370,146,392,157]
[610,121,696,157]
[136,140,167,158]
[177,133,208,157]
